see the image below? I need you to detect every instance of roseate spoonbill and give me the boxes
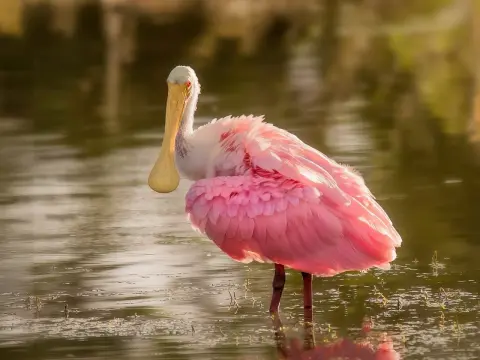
[148,65,402,317]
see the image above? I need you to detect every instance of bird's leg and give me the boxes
[270,264,286,355]
[272,313,288,358]
[301,272,315,349]
[270,265,286,358]
[269,264,286,314]
[301,272,313,321]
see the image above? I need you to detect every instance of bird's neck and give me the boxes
[175,91,198,156]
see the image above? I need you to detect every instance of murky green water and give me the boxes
[0,2,479,359]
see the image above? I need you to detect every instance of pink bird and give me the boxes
[148,66,402,316]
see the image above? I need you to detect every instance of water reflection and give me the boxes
[277,332,399,360]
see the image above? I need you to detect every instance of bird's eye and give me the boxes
[186,81,191,88]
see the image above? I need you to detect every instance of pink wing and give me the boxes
[186,117,401,276]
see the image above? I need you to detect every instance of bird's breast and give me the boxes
[175,145,215,181]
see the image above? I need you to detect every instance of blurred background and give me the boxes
[0,0,479,359]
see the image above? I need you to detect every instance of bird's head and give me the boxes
[148,65,199,194]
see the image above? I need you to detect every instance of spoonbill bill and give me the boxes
[148,65,402,316]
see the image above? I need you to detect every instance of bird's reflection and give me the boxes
[272,308,400,360]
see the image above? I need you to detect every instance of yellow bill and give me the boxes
[148,82,189,193]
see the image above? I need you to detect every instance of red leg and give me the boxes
[302,272,315,349]
[269,264,286,314]
[272,314,287,358]
[301,272,313,320]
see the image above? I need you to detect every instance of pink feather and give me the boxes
[185,116,401,276]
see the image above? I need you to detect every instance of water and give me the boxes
[0,2,480,359]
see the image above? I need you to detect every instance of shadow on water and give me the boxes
[0,1,479,359]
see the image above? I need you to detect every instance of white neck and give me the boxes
[175,85,199,156]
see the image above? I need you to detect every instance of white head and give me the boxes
[147,65,200,194]
[167,65,201,96]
